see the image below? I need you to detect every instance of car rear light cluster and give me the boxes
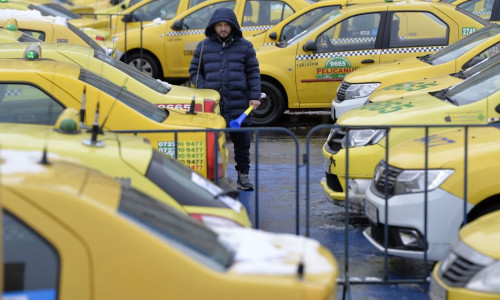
[190,214,242,227]
[203,99,216,113]
[206,131,225,181]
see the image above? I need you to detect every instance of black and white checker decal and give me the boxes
[4,89,21,97]
[241,25,273,31]
[167,29,204,36]
[296,46,444,61]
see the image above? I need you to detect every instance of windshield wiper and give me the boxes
[432,88,458,105]
[453,70,467,79]
[417,54,432,64]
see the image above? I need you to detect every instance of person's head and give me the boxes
[215,21,232,38]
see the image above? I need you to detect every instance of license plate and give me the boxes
[429,276,447,300]
[323,156,332,173]
[364,199,378,224]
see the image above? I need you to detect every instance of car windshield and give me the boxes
[17,32,42,42]
[279,5,341,43]
[283,10,343,47]
[67,22,107,55]
[30,3,82,19]
[425,24,500,65]
[118,186,234,270]
[441,64,500,105]
[146,150,241,210]
[78,68,168,122]
[95,52,170,94]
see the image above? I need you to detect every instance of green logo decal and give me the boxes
[462,27,477,36]
[316,56,358,79]
[358,100,415,114]
[382,82,439,92]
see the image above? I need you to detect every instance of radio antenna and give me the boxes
[187,40,205,115]
[80,86,87,128]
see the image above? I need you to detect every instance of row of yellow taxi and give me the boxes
[0,7,343,300]
[317,3,500,297]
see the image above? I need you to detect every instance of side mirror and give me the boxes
[462,56,483,70]
[122,14,138,23]
[268,32,277,40]
[303,40,317,52]
[171,19,183,30]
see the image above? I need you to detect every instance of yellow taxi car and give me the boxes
[0,26,42,42]
[446,0,500,22]
[321,58,499,210]
[331,23,500,120]
[368,51,500,102]
[363,125,500,262]
[0,56,229,182]
[111,0,311,81]
[0,43,221,113]
[252,0,487,125]
[0,114,249,227]
[431,209,500,300]
[0,150,338,299]
[0,13,113,55]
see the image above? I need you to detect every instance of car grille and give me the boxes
[336,81,350,102]
[326,127,346,153]
[326,172,343,193]
[374,163,403,197]
[439,255,484,287]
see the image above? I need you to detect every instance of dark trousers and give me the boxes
[229,130,250,174]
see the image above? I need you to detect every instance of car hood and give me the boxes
[459,209,500,259]
[339,93,457,126]
[343,57,431,83]
[369,74,462,102]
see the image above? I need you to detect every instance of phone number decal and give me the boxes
[157,140,206,170]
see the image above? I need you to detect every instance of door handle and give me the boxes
[361,59,375,64]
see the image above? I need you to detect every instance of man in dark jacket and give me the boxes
[189,7,261,191]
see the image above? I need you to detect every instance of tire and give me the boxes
[125,52,160,79]
[252,81,284,126]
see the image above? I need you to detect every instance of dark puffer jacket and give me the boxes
[189,8,261,124]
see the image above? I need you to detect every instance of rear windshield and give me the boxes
[119,186,234,270]
[146,150,241,210]
[95,52,170,94]
[67,22,107,55]
[78,68,167,122]
[446,65,500,105]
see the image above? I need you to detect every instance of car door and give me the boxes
[294,11,384,108]
[3,190,91,300]
[240,0,296,36]
[379,10,453,64]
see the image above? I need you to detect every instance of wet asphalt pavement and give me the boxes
[226,112,434,300]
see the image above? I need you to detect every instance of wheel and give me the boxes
[125,52,160,79]
[467,202,500,223]
[252,81,284,126]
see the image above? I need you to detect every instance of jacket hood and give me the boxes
[205,7,242,38]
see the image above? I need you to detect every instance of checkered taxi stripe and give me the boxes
[474,9,491,16]
[333,37,376,43]
[166,25,273,36]
[488,117,500,123]
[4,89,21,97]
[241,25,273,31]
[296,46,444,60]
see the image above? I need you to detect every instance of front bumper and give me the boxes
[320,176,370,212]
[331,96,369,121]
[363,185,472,261]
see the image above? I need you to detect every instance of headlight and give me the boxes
[344,83,380,100]
[394,169,454,194]
[467,260,500,292]
[343,129,385,147]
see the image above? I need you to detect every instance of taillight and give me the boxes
[190,214,242,227]
[95,36,104,41]
[206,131,225,181]
[203,99,216,113]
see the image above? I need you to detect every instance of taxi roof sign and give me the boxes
[24,43,41,60]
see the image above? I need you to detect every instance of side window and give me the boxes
[3,210,60,300]
[389,12,448,48]
[316,13,381,52]
[18,29,46,41]
[463,42,500,69]
[133,0,180,21]
[0,83,65,125]
[458,0,495,20]
[242,0,294,26]
[189,0,207,8]
[183,1,236,29]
